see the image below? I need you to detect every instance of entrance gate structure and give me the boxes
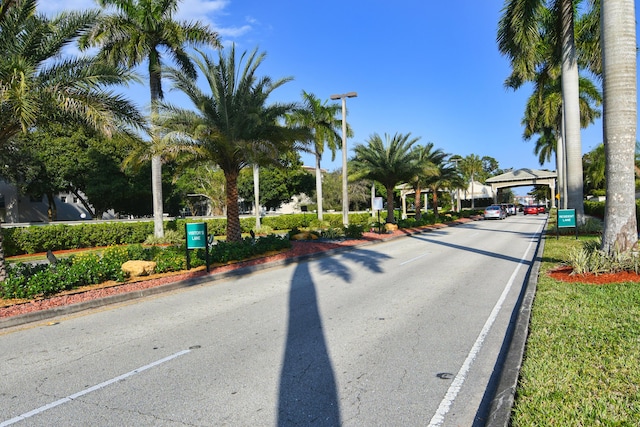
[485,168,557,208]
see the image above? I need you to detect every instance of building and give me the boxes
[0,179,93,224]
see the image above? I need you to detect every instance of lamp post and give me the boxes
[330,91,357,226]
[450,157,461,212]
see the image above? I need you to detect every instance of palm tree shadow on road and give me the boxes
[277,248,389,426]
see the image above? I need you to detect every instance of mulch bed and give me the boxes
[547,265,640,285]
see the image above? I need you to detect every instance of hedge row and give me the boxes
[2,235,291,300]
[1,213,380,257]
[3,222,155,256]
[584,200,640,228]
[0,210,473,257]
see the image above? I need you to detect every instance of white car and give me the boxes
[484,205,506,220]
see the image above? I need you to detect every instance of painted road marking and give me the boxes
[400,252,430,265]
[1,349,191,426]
[428,222,544,426]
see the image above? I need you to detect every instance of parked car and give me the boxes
[537,205,546,214]
[502,203,516,215]
[523,205,539,215]
[484,204,507,220]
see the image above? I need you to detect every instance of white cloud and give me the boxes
[176,0,253,40]
[216,24,251,38]
[39,0,252,42]
[176,0,228,23]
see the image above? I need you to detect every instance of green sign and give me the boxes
[186,222,207,249]
[557,209,576,228]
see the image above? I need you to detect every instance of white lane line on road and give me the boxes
[0,349,191,426]
[399,252,430,265]
[428,222,544,427]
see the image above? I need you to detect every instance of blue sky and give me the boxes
[42,0,637,183]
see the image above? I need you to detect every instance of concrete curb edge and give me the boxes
[0,216,482,331]
[484,219,547,426]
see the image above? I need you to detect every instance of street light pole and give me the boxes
[451,157,461,212]
[330,91,357,226]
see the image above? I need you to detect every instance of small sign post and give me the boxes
[556,209,578,240]
[373,196,384,233]
[185,222,210,271]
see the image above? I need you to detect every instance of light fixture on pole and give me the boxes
[330,91,357,226]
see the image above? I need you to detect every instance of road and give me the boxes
[0,214,546,426]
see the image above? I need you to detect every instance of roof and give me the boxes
[485,168,557,184]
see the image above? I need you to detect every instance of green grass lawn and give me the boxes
[511,235,640,426]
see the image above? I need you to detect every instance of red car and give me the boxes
[523,205,539,215]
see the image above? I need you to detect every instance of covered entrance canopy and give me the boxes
[485,168,557,208]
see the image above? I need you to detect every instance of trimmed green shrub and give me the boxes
[1,235,291,300]
[344,224,364,239]
[584,200,605,219]
[2,212,389,257]
[154,245,188,272]
[206,234,291,264]
[320,228,344,239]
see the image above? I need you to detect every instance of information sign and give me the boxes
[186,222,207,249]
[372,197,383,211]
[557,209,576,228]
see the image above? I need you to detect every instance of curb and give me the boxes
[1,214,541,426]
[482,218,547,426]
[1,217,483,330]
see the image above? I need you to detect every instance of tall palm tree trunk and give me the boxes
[560,0,585,221]
[315,153,324,221]
[225,170,243,242]
[150,65,164,238]
[151,153,164,237]
[431,192,439,220]
[601,0,638,253]
[556,132,567,209]
[385,186,395,223]
[253,164,261,231]
[414,185,423,221]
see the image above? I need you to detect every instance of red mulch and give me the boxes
[547,265,640,285]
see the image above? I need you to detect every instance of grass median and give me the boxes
[511,234,640,425]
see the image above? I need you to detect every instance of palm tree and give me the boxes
[409,143,446,221]
[424,159,464,221]
[350,133,421,224]
[583,143,606,194]
[80,0,220,239]
[286,91,344,221]
[459,154,483,209]
[0,0,145,280]
[600,0,637,253]
[160,46,302,242]
[498,0,599,221]
[522,73,602,207]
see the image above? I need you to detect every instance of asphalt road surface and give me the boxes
[0,214,546,426]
